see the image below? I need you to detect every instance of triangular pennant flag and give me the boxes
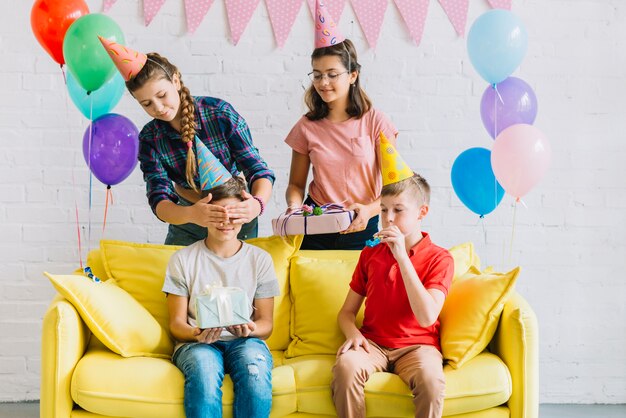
[144,0,167,26]
[184,0,215,34]
[266,0,303,48]
[351,0,388,49]
[306,0,345,23]
[103,0,118,12]
[379,132,413,186]
[195,137,233,190]
[487,0,512,10]
[438,0,468,36]
[98,36,148,81]
[393,0,429,46]
[224,0,261,45]
[314,0,345,48]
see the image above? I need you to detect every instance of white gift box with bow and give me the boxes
[195,285,252,329]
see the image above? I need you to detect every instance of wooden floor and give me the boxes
[1,402,625,418]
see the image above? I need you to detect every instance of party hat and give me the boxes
[195,136,232,191]
[98,36,147,81]
[379,132,414,186]
[314,0,345,48]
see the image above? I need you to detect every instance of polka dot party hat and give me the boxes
[314,0,345,49]
[195,136,233,191]
[98,36,147,81]
[379,131,414,186]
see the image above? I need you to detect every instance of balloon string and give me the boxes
[493,83,499,212]
[62,65,84,269]
[509,199,518,267]
[87,96,94,254]
[103,186,112,234]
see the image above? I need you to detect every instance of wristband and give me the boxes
[252,195,265,216]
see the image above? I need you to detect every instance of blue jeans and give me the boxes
[172,338,273,418]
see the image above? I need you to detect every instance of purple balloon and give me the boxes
[82,113,139,186]
[480,77,538,139]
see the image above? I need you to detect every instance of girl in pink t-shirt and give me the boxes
[285,39,398,250]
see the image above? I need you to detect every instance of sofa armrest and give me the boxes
[41,295,91,418]
[489,292,539,418]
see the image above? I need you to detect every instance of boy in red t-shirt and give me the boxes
[332,173,454,418]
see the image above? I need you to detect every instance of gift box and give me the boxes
[272,204,355,236]
[195,286,252,329]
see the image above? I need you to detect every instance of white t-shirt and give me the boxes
[163,240,279,344]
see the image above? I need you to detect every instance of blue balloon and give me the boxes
[467,9,528,85]
[66,71,124,120]
[451,147,505,217]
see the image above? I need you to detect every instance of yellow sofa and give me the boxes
[41,237,538,418]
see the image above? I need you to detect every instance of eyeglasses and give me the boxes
[308,71,349,83]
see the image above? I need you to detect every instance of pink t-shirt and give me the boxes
[285,108,397,207]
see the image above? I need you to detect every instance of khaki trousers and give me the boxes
[331,341,445,418]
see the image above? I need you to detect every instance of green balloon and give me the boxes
[63,14,125,93]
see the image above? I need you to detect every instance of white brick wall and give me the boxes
[1,0,624,403]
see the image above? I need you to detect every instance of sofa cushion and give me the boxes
[440,266,520,369]
[448,242,481,281]
[100,240,183,332]
[286,251,363,358]
[44,273,172,358]
[244,235,303,351]
[71,347,297,418]
[284,352,511,417]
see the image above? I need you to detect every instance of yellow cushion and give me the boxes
[440,266,520,369]
[286,252,363,358]
[71,346,297,418]
[448,242,481,281]
[100,240,183,331]
[244,235,303,351]
[44,273,172,358]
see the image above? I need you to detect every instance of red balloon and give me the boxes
[30,0,89,65]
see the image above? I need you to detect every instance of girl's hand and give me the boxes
[194,327,223,344]
[224,191,261,225]
[285,204,301,215]
[378,225,407,260]
[226,322,257,338]
[336,332,371,357]
[342,202,375,234]
[191,193,229,227]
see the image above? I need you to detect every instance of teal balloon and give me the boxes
[467,10,528,85]
[67,71,124,120]
[451,148,504,217]
[63,14,125,93]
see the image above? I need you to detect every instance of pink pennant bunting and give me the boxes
[487,0,512,10]
[394,0,429,46]
[144,0,167,26]
[351,0,388,49]
[438,0,468,36]
[103,0,117,12]
[266,0,303,48]
[224,0,261,45]
[306,0,345,23]
[184,0,215,34]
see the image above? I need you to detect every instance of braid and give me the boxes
[178,76,198,191]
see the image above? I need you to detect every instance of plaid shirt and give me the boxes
[138,96,275,215]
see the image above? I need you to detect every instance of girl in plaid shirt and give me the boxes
[125,53,275,245]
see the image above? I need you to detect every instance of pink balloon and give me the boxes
[491,124,551,199]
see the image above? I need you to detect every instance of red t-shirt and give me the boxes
[350,232,454,350]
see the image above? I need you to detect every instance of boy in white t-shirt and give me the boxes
[163,175,279,418]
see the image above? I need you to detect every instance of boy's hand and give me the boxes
[226,321,257,338]
[378,225,407,259]
[194,327,223,344]
[337,333,371,357]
